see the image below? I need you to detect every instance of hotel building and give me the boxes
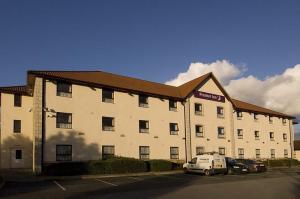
[0,71,296,173]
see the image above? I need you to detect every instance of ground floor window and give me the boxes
[196,147,204,155]
[271,149,275,159]
[15,149,22,159]
[102,145,115,160]
[256,149,260,159]
[238,148,244,159]
[139,146,150,160]
[284,149,288,158]
[170,147,179,159]
[218,147,225,155]
[56,145,72,161]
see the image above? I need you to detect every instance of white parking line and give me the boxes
[95,179,118,186]
[53,181,66,191]
[127,176,142,181]
[155,175,184,180]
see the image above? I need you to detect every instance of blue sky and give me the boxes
[0,0,299,134]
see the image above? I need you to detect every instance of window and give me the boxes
[256,149,261,159]
[254,113,258,121]
[237,111,243,119]
[169,100,177,111]
[269,132,274,141]
[170,147,179,159]
[255,131,260,140]
[194,103,203,115]
[169,123,179,135]
[217,127,225,138]
[15,150,22,160]
[282,118,287,125]
[139,95,149,107]
[102,145,115,160]
[102,89,114,103]
[237,129,243,139]
[13,120,21,133]
[217,106,224,118]
[102,117,115,131]
[219,147,225,155]
[195,125,204,137]
[57,81,72,97]
[196,147,205,155]
[283,133,287,142]
[56,113,72,129]
[269,116,273,124]
[139,146,150,159]
[139,120,149,133]
[284,149,288,158]
[271,149,275,159]
[56,145,72,161]
[238,148,244,159]
[14,94,22,107]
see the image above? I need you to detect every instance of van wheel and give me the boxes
[204,170,211,176]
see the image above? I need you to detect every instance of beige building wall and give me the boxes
[0,93,33,169]
[234,111,292,159]
[43,80,186,163]
[188,78,234,158]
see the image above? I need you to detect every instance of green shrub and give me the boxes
[43,162,89,176]
[263,159,299,167]
[146,160,173,171]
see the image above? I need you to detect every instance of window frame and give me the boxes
[218,147,226,155]
[102,117,115,131]
[254,113,258,121]
[170,147,179,159]
[217,106,224,118]
[56,112,72,129]
[139,120,149,133]
[13,120,21,133]
[284,149,288,158]
[269,132,275,141]
[169,100,177,111]
[254,131,260,140]
[139,146,150,160]
[102,145,115,160]
[14,94,22,107]
[138,95,149,108]
[102,88,114,103]
[238,148,244,159]
[270,149,275,159]
[237,129,243,139]
[56,81,72,98]
[15,149,22,160]
[269,116,273,124]
[283,133,287,142]
[255,149,261,159]
[236,111,243,119]
[217,127,225,138]
[196,146,205,155]
[56,145,72,162]
[169,123,179,135]
[194,103,203,115]
[195,125,204,137]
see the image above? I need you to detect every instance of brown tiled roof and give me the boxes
[294,140,300,150]
[231,99,293,118]
[0,85,30,96]
[25,70,295,118]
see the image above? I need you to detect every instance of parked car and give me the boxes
[183,153,227,176]
[235,159,267,172]
[225,157,248,174]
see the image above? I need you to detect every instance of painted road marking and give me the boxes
[127,176,143,181]
[95,179,118,186]
[53,181,66,191]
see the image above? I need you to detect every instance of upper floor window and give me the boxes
[56,145,72,161]
[195,125,204,137]
[194,103,203,115]
[102,117,115,131]
[170,147,179,159]
[255,149,261,159]
[237,129,243,139]
[217,127,225,138]
[269,132,274,141]
[269,116,273,124]
[217,106,224,118]
[14,94,22,107]
[282,118,287,125]
[102,145,115,160]
[139,95,149,108]
[237,111,243,119]
[169,123,179,135]
[196,146,205,155]
[283,133,287,142]
[255,131,260,140]
[254,113,258,121]
[271,149,275,159]
[57,81,72,98]
[238,148,244,159]
[139,146,150,160]
[56,112,72,129]
[169,100,177,111]
[13,120,21,133]
[139,120,149,133]
[102,89,114,103]
[219,147,225,155]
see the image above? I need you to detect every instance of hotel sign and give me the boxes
[194,91,225,103]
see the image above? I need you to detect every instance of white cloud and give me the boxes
[165,60,300,116]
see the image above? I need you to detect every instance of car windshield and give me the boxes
[191,158,197,164]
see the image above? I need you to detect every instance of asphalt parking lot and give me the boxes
[1,168,300,199]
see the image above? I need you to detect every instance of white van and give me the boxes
[183,153,227,176]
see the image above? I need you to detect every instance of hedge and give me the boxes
[263,158,299,167]
[43,157,182,176]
